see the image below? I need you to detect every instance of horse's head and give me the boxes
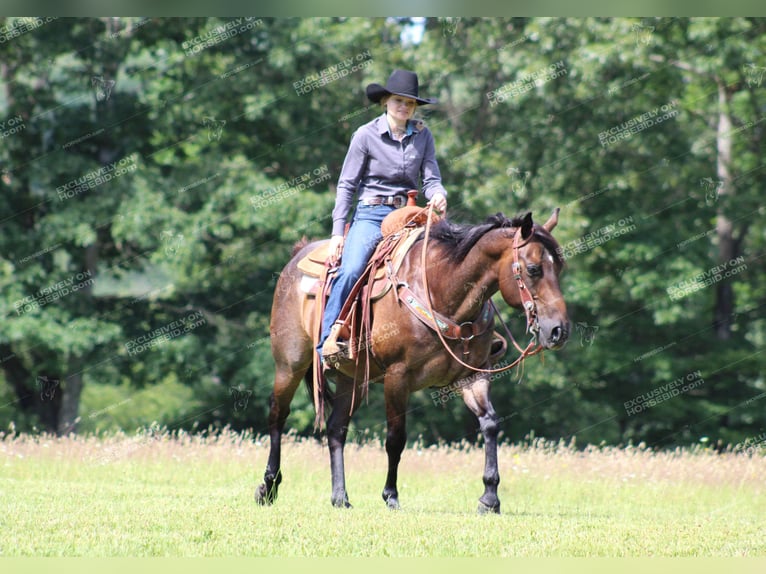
[497,209,570,349]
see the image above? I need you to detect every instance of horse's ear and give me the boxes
[520,212,534,240]
[543,207,560,232]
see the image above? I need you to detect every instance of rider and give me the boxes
[318,69,448,362]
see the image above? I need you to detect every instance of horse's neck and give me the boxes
[424,231,504,322]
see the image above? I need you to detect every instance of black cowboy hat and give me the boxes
[366,69,437,106]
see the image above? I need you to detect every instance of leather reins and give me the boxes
[418,203,544,375]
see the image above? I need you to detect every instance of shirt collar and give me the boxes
[375,113,421,138]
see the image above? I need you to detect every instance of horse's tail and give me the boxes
[303,365,334,429]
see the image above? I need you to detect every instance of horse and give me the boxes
[255,208,570,513]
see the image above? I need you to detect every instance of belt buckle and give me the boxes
[393,195,405,209]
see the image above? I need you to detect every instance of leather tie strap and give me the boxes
[398,284,495,355]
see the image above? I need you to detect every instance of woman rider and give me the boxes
[318,69,448,363]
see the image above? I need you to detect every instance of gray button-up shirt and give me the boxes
[331,113,447,236]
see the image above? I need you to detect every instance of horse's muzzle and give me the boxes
[538,318,570,350]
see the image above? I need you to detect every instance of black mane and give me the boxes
[428,212,564,267]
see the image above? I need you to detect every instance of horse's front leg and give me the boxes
[462,377,501,514]
[326,373,362,508]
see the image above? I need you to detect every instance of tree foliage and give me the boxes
[1,17,764,448]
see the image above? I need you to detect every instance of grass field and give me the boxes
[1,429,765,557]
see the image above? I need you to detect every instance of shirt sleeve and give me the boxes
[420,128,447,201]
[331,128,369,236]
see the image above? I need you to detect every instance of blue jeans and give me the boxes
[317,203,395,353]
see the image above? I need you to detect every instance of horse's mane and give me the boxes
[292,236,310,256]
[429,212,564,267]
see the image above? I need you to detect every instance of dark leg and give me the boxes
[462,377,501,514]
[326,374,362,508]
[255,366,305,505]
[381,376,409,510]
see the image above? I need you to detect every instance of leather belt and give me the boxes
[359,195,407,209]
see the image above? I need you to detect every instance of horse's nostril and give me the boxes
[551,326,561,342]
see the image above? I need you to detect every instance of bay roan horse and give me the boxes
[255,209,569,513]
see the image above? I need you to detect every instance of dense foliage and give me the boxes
[1,17,764,449]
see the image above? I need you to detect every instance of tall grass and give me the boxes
[1,428,764,557]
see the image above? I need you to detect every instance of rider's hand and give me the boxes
[429,193,447,214]
[327,235,345,266]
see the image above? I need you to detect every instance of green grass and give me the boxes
[1,430,764,557]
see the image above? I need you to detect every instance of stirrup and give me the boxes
[321,323,347,358]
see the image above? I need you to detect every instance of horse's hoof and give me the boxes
[331,497,353,509]
[255,483,274,505]
[386,497,400,510]
[477,501,501,515]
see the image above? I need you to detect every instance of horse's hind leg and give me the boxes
[462,377,501,514]
[255,361,308,505]
[326,373,363,508]
[381,371,410,510]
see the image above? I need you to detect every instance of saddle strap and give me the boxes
[312,262,334,430]
[398,284,495,356]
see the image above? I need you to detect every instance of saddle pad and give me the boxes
[299,274,319,294]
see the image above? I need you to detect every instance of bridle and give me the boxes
[420,204,544,375]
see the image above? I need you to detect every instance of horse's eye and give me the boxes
[526,264,542,277]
